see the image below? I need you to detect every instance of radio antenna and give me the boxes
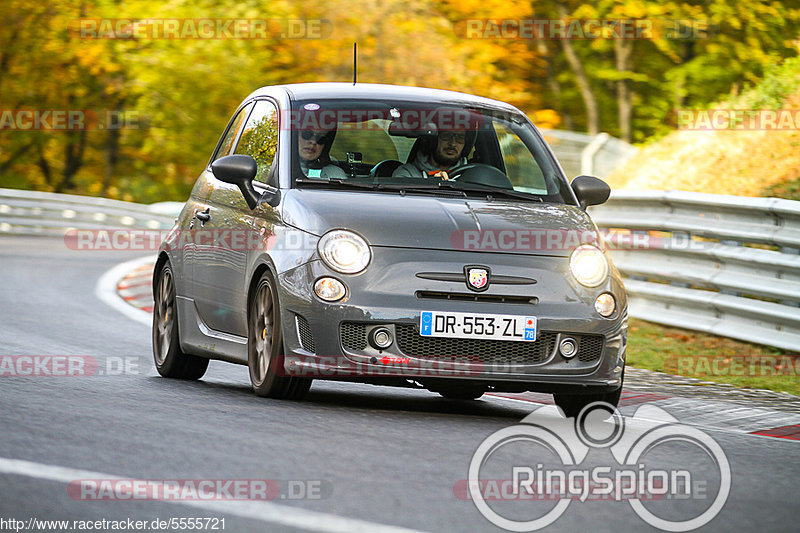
[353,42,357,85]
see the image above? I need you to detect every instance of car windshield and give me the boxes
[288,99,573,203]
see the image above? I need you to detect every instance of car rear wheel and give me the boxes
[248,271,311,400]
[553,370,624,418]
[153,262,209,380]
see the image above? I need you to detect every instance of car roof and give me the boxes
[245,82,521,113]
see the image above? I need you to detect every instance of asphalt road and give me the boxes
[1,236,798,533]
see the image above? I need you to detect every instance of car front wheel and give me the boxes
[248,271,311,400]
[553,370,624,418]
[437,385,485,400]
[153,262,209,380]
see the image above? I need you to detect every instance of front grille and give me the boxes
[339,323,604,366]
[295,314,315,352]
[395,325,557,365]
[340,322,367,351]
[577,335,604,362]
[416,291,538,305]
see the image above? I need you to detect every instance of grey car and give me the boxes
[152,83,627,417]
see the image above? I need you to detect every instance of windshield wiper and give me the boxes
[436,181,543,202]
[295,178,541,201]
[295,178,379,190]
[377,184,467,197]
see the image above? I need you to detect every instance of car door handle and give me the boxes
[194,208,211,222]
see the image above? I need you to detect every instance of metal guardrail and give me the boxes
[589,190,800,351]
[0,188,182,236]
[539,128,638,178]
[3,187,797,351]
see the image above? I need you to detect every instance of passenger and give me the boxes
[392,130,468,179]
[298,128,346,179]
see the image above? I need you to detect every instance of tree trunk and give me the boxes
[556,4,599,135]
[102,119,121,196]
[536,40,574,130]
[36,143,52,186]
[56,129,87,192]
[614,36,634,142]
[0,140,33,174]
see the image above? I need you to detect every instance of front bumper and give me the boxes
[276,247,627,393]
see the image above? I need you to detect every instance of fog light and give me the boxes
[595,293,616,317]
[559,337,577,359]
[314,277,346,302]
[369,327,393,349]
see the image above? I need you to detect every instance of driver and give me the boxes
[392,130,468,179]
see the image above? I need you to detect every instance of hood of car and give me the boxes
[281,189,600,256]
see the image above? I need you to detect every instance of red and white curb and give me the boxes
[95,256,156,327]
[117,261,155,313]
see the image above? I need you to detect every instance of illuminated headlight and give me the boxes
[595,293,616,317]
[569,244,609,288]
[314,277,346,302]
[318,230,371,274]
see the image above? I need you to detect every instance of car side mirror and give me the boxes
[571,175,610,210]
[211,155,280,209]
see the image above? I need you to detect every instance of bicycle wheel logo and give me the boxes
[467,402,730,532]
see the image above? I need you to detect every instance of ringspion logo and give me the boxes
[463,403,730,531]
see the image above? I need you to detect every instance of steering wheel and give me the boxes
[445,163,482,180]
[445,163,514,189]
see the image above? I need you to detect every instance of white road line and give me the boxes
[0,457,426,533]
[95,256,157,327]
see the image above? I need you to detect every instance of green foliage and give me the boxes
[760,171,800,201]
[0,0,798,202]
[740,56,800,109]
[626,318,799,395]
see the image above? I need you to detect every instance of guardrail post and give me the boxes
[580,132,610,176]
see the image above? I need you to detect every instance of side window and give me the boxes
[493,122,547,193]
[213,104,252,162]
[235,100,279,184]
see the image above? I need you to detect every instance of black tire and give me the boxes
[553,370,624,418]
[248,271,311,400]
[153,262,209,380]
[437,385,485,400]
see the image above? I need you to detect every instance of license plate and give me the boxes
[419,311,536,342]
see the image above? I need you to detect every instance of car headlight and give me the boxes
[569,244,609,288]
[318,230,371,274]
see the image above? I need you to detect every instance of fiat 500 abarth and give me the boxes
[152,83,627,416]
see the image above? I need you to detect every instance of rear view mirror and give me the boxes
[571,175,610,209]
[211,154,280,209]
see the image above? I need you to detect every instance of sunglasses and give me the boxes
[439,132,466,143]
[301,130,329,143]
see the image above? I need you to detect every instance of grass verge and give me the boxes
[626,318,799,396]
